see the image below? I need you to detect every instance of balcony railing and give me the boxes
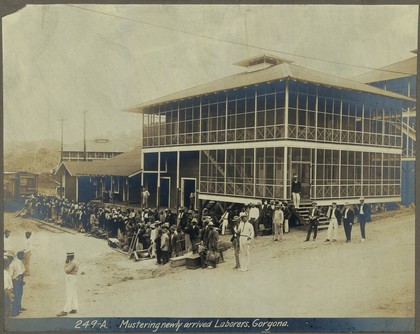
[143,124,402,149]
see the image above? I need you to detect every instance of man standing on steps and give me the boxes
[291,175,301,209]
[342,202,355,242]
[305,202,320,241]
[325,202,342,242]
[57,252,79,317]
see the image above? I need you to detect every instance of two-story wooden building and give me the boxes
[126,55,415,209]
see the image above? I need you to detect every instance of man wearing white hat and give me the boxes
[238,212,254,272]
[57,252,79,317]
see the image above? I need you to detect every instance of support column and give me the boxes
[177,150,180,208]
[157,152,161,208]
[285,79,289,138]
[314,148,317,200]
[283,146,288,200]
[253,147,256,198]
[315,86,318,140]
[110,176,114,204]
[254,88,257,141]
[126,178,129,204]
[76,176,79,202]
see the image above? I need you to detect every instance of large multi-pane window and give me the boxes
[143,81,286,147]
[200,147,400,200]
[200,147,285,199]
[315,149,400,199]
[143,79,408,151]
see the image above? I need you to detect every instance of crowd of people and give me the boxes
[17,194,371,269]
[4,192,376,318]
[18,194,296,267]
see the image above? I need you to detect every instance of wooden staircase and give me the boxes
[288,200,330,229]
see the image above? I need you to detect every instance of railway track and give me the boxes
[28,218,78,235]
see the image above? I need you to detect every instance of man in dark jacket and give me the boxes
[291,175,302,208]
[342,202,355,242]
[305,202,320,241]
[206,222,219,269]
[356,197,371,242]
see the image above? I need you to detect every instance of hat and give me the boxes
[311,201,317,205]
[359,197,365,201]
[232,215,240,222]
[192,218,198,223]
[66,252,74,257]
[163,223,170,228]
[239,212,247,218]
[208,221,214,226]
[294,174,298,177]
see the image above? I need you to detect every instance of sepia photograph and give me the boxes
[2,2,417,332]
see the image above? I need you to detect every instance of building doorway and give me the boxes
[160,177,171,208]
[181,178,196,209]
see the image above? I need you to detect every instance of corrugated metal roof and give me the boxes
[56,147,142,177]
[352,56,417,83]
[124,61,415,114]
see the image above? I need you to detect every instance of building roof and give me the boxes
[63,138,128,153]
[124,56,415,114]
[55,147,142,177]
[352,56,417,83]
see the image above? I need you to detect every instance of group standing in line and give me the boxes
[302,197,370,243]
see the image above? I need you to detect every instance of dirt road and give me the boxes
[5,208,414,318]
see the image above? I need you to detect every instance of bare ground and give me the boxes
[5,208,414,318]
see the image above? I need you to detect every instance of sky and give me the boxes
[3,4,418,147]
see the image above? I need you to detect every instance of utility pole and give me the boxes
[83,110,88,161]
[59,118,66,163]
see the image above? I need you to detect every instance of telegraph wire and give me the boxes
[65,4,416,77]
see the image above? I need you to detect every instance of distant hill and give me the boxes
[4,130,142,173]
[4,140,61,173]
